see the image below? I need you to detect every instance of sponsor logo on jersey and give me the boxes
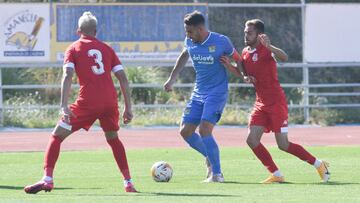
[208,45,216,53]
[192,54,214,65]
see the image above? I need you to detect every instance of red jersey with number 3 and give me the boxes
[241,43,286,106]
[63,35,122,108]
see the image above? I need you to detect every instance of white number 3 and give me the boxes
[88,49,105,75]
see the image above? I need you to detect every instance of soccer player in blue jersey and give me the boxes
[164,11,240,182]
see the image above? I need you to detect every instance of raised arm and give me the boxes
[258,34,288,62]
[269,45,288,62]
[163,48,189,92]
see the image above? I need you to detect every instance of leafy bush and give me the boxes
[1,0,359,127]
[4,92,59,128]
[309,109,339,126]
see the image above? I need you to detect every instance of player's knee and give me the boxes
[179,127,192,138]
[198,126,211,136]
[278,143,289,151]
[246,135,260,148]
[54,134,68,141]
[52,125,72,140]
[105,131,118,140]
[198,121,214,136]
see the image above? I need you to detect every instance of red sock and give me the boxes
[43,135,63,178]
[252,143,278,173]
[286,142,316,165]
[107,137,131,180]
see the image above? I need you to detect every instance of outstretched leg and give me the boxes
[275,132,330,182]
[24,124,72,194]
[247,125,284,183]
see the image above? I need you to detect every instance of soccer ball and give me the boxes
[150,161,173,182]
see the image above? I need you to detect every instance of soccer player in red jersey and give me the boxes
[24,12,137,193]
[221,19,330,183]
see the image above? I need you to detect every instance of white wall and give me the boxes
[305,4,360,62]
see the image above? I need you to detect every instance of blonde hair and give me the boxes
[78,11,97,35]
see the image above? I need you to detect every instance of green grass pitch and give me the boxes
[1,146,359,202]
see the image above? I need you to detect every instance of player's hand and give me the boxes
[243,76,257,84]
[163,78,175,92]
[258,34,271,49]
[220,56,232,69]
[123,108,133,124]
[60,106,76,124]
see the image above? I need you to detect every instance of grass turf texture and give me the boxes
[1,146,359,202]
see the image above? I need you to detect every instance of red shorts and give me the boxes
[249,102,288,133]
[60,103,120,132]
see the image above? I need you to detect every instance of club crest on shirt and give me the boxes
[208,45,216,53]
[252,53,258,62]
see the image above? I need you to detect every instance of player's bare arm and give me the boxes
[269,45,288,62]
[164,48,189,92]
[115,70,133,124]
[220,55,241,77]
[237,60,257,84]
[258,34,288,62]
[220,55,256,84]
[60,66,75,123]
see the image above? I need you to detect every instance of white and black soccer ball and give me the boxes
[150,161,173,182]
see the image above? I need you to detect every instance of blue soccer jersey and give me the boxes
[185,32,235,97]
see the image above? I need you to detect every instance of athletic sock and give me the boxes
[252,143,278,173]
[107,137,131,180]
[272,170,283,177]
[184,132,207,157]
[123,179,133,187]
[313,159,322,168]
[202,135,221,174]
[42,176,53,183]
[43,135,63,178]
[286,142,316,165]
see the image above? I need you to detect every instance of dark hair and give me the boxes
[245,19,265,34]
[184,10,205,26]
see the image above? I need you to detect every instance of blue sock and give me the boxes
[184,132,207,157]
[202,135,221,174]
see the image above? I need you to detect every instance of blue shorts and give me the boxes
[182,94,227,125]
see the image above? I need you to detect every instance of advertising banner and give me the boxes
[0,4,50,62]
[51,3,208,62]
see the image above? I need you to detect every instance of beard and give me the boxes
[245,39,256,47]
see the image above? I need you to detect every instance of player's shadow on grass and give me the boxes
[223,181,360,185]
[0,185,24,190]
[292,181,360,186]
[145,192,240,197]
[224,181,359,185]
[222,181,263,185]
[54,192,240,197]
[0,185,74,191]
